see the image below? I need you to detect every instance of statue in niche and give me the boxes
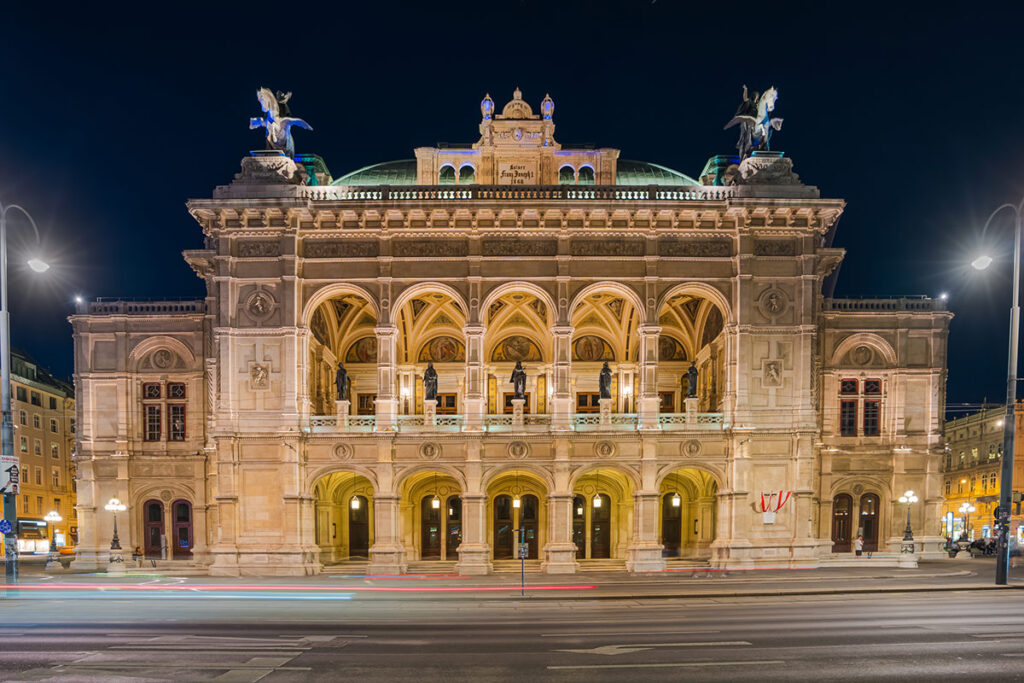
[723,85,784,159]
[423,362,438,402]
[598,362,613,400]
[686,362,699,398]
[510,361,527,401]
[249,87,312,158]
[335,362,349,402]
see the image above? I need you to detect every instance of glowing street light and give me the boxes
[43,510,62,571]
[972,254,994,271]
[0,202,51,584]
[959,502,976,541]
[899,490,919,552]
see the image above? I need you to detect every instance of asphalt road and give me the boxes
[1,585,1024,681]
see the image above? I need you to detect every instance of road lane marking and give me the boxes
[542,630,720,637]
[557,640,752,655]
[548,659,784,670]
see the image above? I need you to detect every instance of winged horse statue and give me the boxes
[249,87,312,158]
[723,86,783,159]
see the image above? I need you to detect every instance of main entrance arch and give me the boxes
[571,467,634,561]
[398,470,463,561]
[486,469,547,560]
[659,468,718,559]
[312,471,375,563]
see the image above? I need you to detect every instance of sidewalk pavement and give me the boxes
[8,557,1024,601]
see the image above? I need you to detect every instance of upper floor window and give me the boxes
[48,397,57,410]
[438,165,456,185]
[15,387,26,402]
[18,410,25,426]
[33,439,41,456]
[19,437,26,453]
[50,443,59,460]
[142,381,187,443]
[32,414,40,429]
[30,391,41,407]
[458,165,475,185]
[838,378,882,437]
[577,166,595,185]
[945,480,951,495]
[49,418,57,433]
[168,383,186,400]
[558,165,575,184]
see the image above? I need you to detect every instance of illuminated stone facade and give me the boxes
[70,90,952,575]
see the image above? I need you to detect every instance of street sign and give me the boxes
[517,543,529,559]
[0,455,18,494]
[0,520,10,535]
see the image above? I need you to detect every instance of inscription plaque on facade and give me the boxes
[497,161,537,185]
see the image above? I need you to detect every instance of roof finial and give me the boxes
[513,87,522,100]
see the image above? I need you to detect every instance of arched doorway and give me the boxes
[171,500,193,558]
[312,471,375,564]
[859,493,880,552]
[400,471,462,561]
[143,499,164,559]
[571,468,633,561]
[832,494,853,552]
[659,468,718,560]
[486,470,547,561]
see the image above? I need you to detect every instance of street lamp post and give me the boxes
[959,502,976,542]
[899,490,919,546]
[104,498,126,573]
[971,198,1024,585]
[43,510,62,571]
[0,203,50,585]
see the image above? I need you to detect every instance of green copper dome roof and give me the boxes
[615,159,699,186]
[332,159,418,186]
[332,158,699,186]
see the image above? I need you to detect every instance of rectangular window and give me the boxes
[49,418,57,433]
[34,468,41,486]
[840,379,858,395]
[51,469,60,488]
[32,414,40,429]
[19,437,27,452]
[15,387,26,402]
[863,400,880,436]
[144,405,161,441]
[575,392,602,413]
[945,480,951,495]
[840,400,858,436]
[33,439,41,456]
[36,496,42,514]
[21,467,27,483]
[48,397,57,410]
[70,419,75,434]
[864,379,881,395]
[54,497,60,511]
[503,393,532,414]
[169,405,186,441]
[18,410,25,425]
[659,391,675,413]
[168,382,186,399]
[50,443,59,459]
[30,391,41,406]
[143,383,161,400]
[435,394,457,415]
[357,394,376,416]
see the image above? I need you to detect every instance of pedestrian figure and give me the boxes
[854,535,864,557]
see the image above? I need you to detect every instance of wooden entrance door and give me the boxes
[445,496,462,559]
[572,495,586,555]
[171,500,192,558]
[493,495,514,559]
[832,494,852,552]
[421,496,442,559]
[859,493,880,552]
[590,494,611,558]
[349,495,369,558]
[661,493,682,557]
[521,494,539,559]
[143,500,164,558]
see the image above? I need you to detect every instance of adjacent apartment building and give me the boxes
[11,349,76,553]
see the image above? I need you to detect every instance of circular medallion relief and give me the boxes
[419,442,442,460]
[152,349,174,369]
[246,290,274,319]
[160,489,173,502]
[758,288,788,318]
[681,439,702,457]
[333,443,353,460]
[507,441,530,459]
[594,440,616,458]
[852,346,874,366]
[852,484,864,496]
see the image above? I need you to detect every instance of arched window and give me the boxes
[438,165,456,185]
[577,166,595,185]
[458,165,475,185]
[558,165,576,185]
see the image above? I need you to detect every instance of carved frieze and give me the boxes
[570,239,644,257]
[392,240,468,258]
[753,239,797,257]
[658,239,732,257]
[303,241,380,258]
[482,238,558,257]
[236,240,281,258]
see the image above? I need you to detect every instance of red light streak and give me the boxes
[0,583,597,593]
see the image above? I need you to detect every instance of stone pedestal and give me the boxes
[335,400,350,429]
[898,537,919,568]
[511,399,525,428]
[684,397,699,424]
[374,398,398,432]
[45,551,62,572]
[107,550,126,574]
[598,398,613,426]
[637,396,660,430]
[423,399,437,428]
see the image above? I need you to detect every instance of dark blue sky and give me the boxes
[1,2,1022,408]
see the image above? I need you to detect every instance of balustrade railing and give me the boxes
[307,411,725,432]
[658,412,726,429]
[301,184,736,204]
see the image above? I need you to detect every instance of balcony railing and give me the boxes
[823,297,946,312]
[85,299,206,315]
[301,184,736,203]
[307,412,726,433]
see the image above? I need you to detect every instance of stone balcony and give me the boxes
[307,412,726,435]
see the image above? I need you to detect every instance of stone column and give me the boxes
[543,493,578,573]
[626,491,666,573]
[637,325,662,430]
[456,493,491,575]
[463,325,486,431]
[368,494,405,575]
[374,326,399,432]
[551,326,573,430]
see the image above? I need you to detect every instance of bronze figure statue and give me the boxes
[510,361,527,401]
[423,362,438,401]
[599,361,612,400]
[686,361,699,398]
[335,362,349,402]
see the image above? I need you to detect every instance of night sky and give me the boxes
[1,2,1022,411]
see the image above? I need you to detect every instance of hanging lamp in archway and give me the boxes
[431,472,441,509]
[594,469,602,508]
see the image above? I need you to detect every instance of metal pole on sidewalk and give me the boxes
[515,527,525,597]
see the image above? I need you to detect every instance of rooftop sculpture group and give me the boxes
[724,85,783,160]
[250,87,312,158]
